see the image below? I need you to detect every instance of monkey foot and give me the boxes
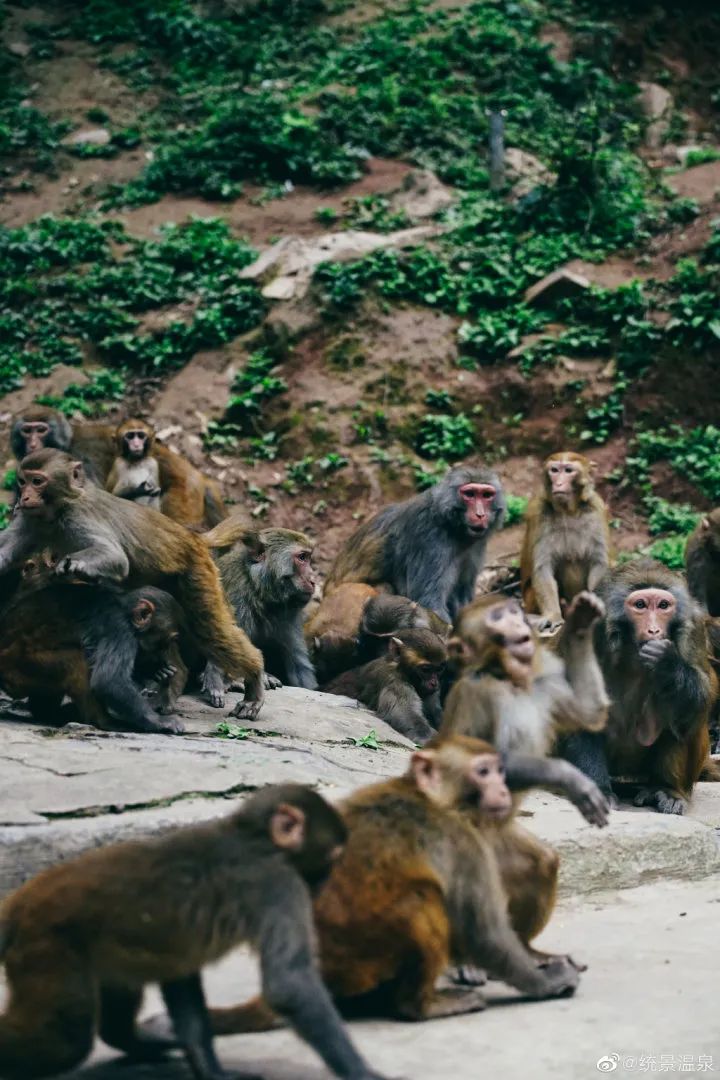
[229,699,263,721]
[263,674,282,690]
[563,590,605,633]
[206,691,226,708]
[531,950,587,974]
[421,988,487,1019]
[634,787,688,815]
[446,965,487,987]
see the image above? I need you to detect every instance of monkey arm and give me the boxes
[56,541,129,583]
[376,682,435,743]
[531,568,562,624]
[504,752,610,827]
[0,519,33,574]
[258,887,382,1080]
[686,545,709,609]
[650,642,714,735]
[555,631,609,733]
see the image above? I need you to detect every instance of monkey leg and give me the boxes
[162,972,261,1080]
[26,692,64,725]
[637,726,710,815]
[99,985,176,1062]
[0,936,95,1079]
[202,661,227,708]
[496,825,559,946]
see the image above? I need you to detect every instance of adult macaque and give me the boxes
[439,594,609,963]
[202,519,317,707]
[305,583,379,684]
[0,785,388,1080]
[324,464,506,623]
[10,406,116,486]
[0,580,187,733]
[12,408,226,529]
[106,419,161,509]
[207,737,579,1034]
[563,560,718,814]
[324,628,448,743]
[521,451,610,625]
[0,449,264,718]
[686,508,720,614]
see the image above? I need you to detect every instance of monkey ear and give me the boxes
[70,460,85,488]
[702,517,711,531]
[410,750,439,797]
[388,635,403,658]
[588,459,598,473]
[447,636,469,663]
[131,598,156,630]
[243,532,266,562]
[270,803,306,851]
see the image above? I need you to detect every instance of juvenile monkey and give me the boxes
[325,464,506,623]
[440,595,610,961]
[0,450,264,718]
[324,628,448,743]
[202,519,317,707]
[356,593,449,663]
[521,451,610,625]
[305,583,380,684]
[106,419,161,509]
[563,559,719,814]
[206,737,580,1035]
[0,784,387,1080]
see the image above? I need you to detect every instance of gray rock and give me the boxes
[524,267,591,306]
[61,127,111,148]
[638,82,673,149]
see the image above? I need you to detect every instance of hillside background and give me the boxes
[1,0,720,576]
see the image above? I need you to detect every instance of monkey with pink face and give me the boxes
[562,559,719,814]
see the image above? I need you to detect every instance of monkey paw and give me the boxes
[206,690,225,708]
[634,787,687,815]
[447,965,487,987]
[153,664,177,685]
[572,779,611,827]
[536,956,580,998]
[564,591,605,633]
[55,556,97,581]
[639,639,672,667]
[153,714,185,735]
[264,673,283,690]
[229,697,263,721]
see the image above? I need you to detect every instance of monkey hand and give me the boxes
[153,664,177,685]
[568,775,611,827]
[55,555,100,581]
[534,956,580,998]
[639,639,673,667]
[139,480,161,496]
[229,672,264,721]
[154,713,185,735]
[563,591,605,635]
[264,673,282,690]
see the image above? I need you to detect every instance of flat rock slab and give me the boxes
[1,687,719,897]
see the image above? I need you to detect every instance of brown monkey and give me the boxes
[0,449,264,718]
[324,464,506,623]
[439,594,610,963]
[305,583,380,684]
[356,593,450,662]
[521,451,610,625]
[705,616,720,753]
[686,508,720,614]
[0,784,388,1080]
[11,406,117,486]
[106,419,162,509]
[0,581,188,734]
[207,737,580,1034]
[202,519,317,707]
[563,559,719,814]
[324,628,448,743]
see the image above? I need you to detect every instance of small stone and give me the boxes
[61,127,111,148]
[524,267,591,306]
[637,83,673,150]
[8,41,31,58]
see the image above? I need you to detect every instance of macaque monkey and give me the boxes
[356,593,450,662]
[305,583,380,684]
[106,419,161,508]
[11,409,226,529]
[563,559,719,814]
[206,737,580,1035]
[521,451,610,626]
[324,464,506,623]
[686,508,720,614]
[0,784,388,1080]
[439,594,610,964]
[202,519,318,708]
[324,627,448,742]
[0,449,265,718]
[0,580,188,733]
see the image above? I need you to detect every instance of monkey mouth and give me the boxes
[467,522,488,536]
[509,638,534,662]
[484,804,512,820]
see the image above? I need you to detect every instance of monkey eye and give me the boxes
[633,600,647,610]
[297,552,308,562]
[476,765,490,777]
[17,477,26,487]
[31,476,44,487]
[658,599,671,610]
[489,608,503,622]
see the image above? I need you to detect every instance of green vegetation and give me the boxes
[350,729,382,750]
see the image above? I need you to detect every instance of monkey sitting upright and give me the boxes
[521,451,610,626]
[685,507,720,614]
[106,419,162,509]
[202,518,318,707]
[0,784,388,1080]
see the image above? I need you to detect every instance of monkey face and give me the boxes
[123,430,149,460]
[292,548,316,598]
[458,482,498,536]
[17,468,50,515]
[486,600,534,663]
[20,421,50,454]
[624,588,676,644]
[416,661,445,697]
[469,752,512,820]
[546,459,580,503]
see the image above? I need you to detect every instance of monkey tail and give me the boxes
[699,755,720,782]
[203,511,252,551]
[177,545,263,680]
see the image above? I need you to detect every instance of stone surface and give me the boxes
[61,127,111,147]
[2,686,719,900]
[389,169,454,219]
[18,875,720,1080]
[524,267,591,306]
[505,147,556,200]
[638,82,673,149]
